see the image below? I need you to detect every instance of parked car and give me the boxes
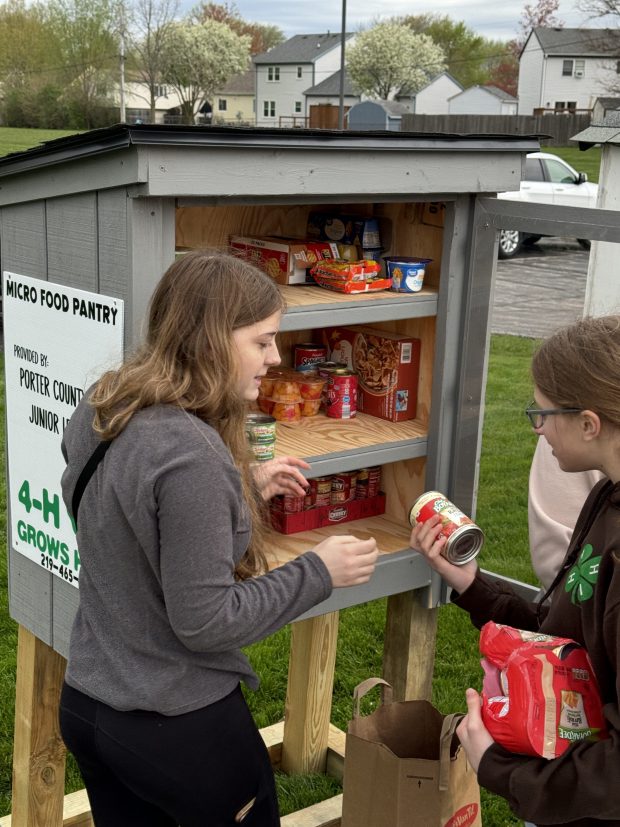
[496,151,599,258]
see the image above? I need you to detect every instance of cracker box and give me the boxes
[323,326,421,422]
[229,235,338,285]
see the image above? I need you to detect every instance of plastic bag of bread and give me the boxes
[479,622,608,758]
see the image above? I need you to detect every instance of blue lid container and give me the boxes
[384,257,432,293]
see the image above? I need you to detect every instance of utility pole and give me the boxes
[118,1,126,122]
[338,0,346,130]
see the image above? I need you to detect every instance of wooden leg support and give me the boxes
[382,590,438,701]
[281,611,339,775]
[11,625,67,827]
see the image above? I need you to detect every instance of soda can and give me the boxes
[409,491,484,565]
[293,343,327,370]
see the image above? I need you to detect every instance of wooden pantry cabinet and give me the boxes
[0,124,540,825]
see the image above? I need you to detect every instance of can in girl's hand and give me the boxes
[409,491,484,565]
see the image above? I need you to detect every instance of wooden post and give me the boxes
[11,626,67,827]
[382,590,438,702]
[281,612,339,775]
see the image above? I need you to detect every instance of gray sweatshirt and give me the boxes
[60,396,332,715]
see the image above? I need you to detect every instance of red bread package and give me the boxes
[479,622,608,759]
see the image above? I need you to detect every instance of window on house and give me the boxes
[574,59,585,77]
[562,60,573,76]
[154,85,168,97]
[554,101,566,111]
[263,100,276,117]
[295,101,302,113]
[218,99,227,111]
[297,66,303,78]
[267,67,280,81]
[567,101,577,112]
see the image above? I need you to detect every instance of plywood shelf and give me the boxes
[273,412,427,477]
[268,513,412,567]
[280,284,438,331]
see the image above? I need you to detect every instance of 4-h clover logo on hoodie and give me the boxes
[565,544,602,604]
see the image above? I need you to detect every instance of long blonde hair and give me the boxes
[90,250,286,579]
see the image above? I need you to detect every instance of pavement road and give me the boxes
[491,237,589,339]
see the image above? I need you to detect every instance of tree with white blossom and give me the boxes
[346,21,446,100]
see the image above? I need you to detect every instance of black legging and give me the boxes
[59,682,280,826]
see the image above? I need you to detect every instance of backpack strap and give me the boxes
[71,440,112,525]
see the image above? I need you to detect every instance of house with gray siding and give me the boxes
[518,27,620,115]
[253,32,355,127]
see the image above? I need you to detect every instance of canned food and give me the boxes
[409,491,484,565]
[293,343,327,370]
[304,478,317,509]
[330,471,357,504]
[325,371,357,419]
[272,493,305,513]
[355,466,381,499]
[315,475,333,507]
[245,414,276,462]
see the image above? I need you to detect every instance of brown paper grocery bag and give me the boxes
[341,678,481,827]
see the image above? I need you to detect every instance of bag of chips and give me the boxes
[479,622,608,759]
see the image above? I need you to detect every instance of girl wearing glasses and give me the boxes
[412,314,620,827]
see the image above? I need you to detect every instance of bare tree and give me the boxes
[516,0,564,51]
[125,0,180,123]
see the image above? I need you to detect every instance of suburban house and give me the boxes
[108,80,187,124]
[211,68,255,125]
[303,68,360,127]
[518,26,620,115]
[403,72,463,114]
[448,85,518,115]
[253,32,355,127]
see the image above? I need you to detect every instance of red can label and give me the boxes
[294,343,327,369]
[330,471,357,504]
[326,373,357,419]
[304,478,317,509]
[409,490,483,565]
[272,493,305,513]
[315,476,333,507]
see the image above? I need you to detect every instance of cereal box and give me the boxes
[323,326,421,422]
[229,235,338,285]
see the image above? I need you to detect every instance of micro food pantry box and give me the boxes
[229,235,338,285]
[323,326,421,422]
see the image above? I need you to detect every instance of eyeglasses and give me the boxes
[524,401,582,429]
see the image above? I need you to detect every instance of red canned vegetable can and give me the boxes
[326,370,357,419]
[409,491,484,565]
[272,493,306,514]
[294,343,327,370]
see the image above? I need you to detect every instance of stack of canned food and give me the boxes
[271,466,381,514]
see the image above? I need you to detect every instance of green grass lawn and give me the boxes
[0,127,82,158]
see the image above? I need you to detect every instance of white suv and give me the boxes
[496,151,599,258]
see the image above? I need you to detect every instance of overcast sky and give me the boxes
[184,0,615,42]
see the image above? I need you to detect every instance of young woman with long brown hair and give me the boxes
[58,251,378,826]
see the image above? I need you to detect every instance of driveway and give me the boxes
[491,238,589,339]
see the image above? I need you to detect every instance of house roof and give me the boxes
[304,69,357,97]
[448,85,517,102]
[216,68,254,96]
[253,32,353,65]
[531,26,620,57]
[415,72,464,95]
[349,100,412,117]
[594,96,620,109]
